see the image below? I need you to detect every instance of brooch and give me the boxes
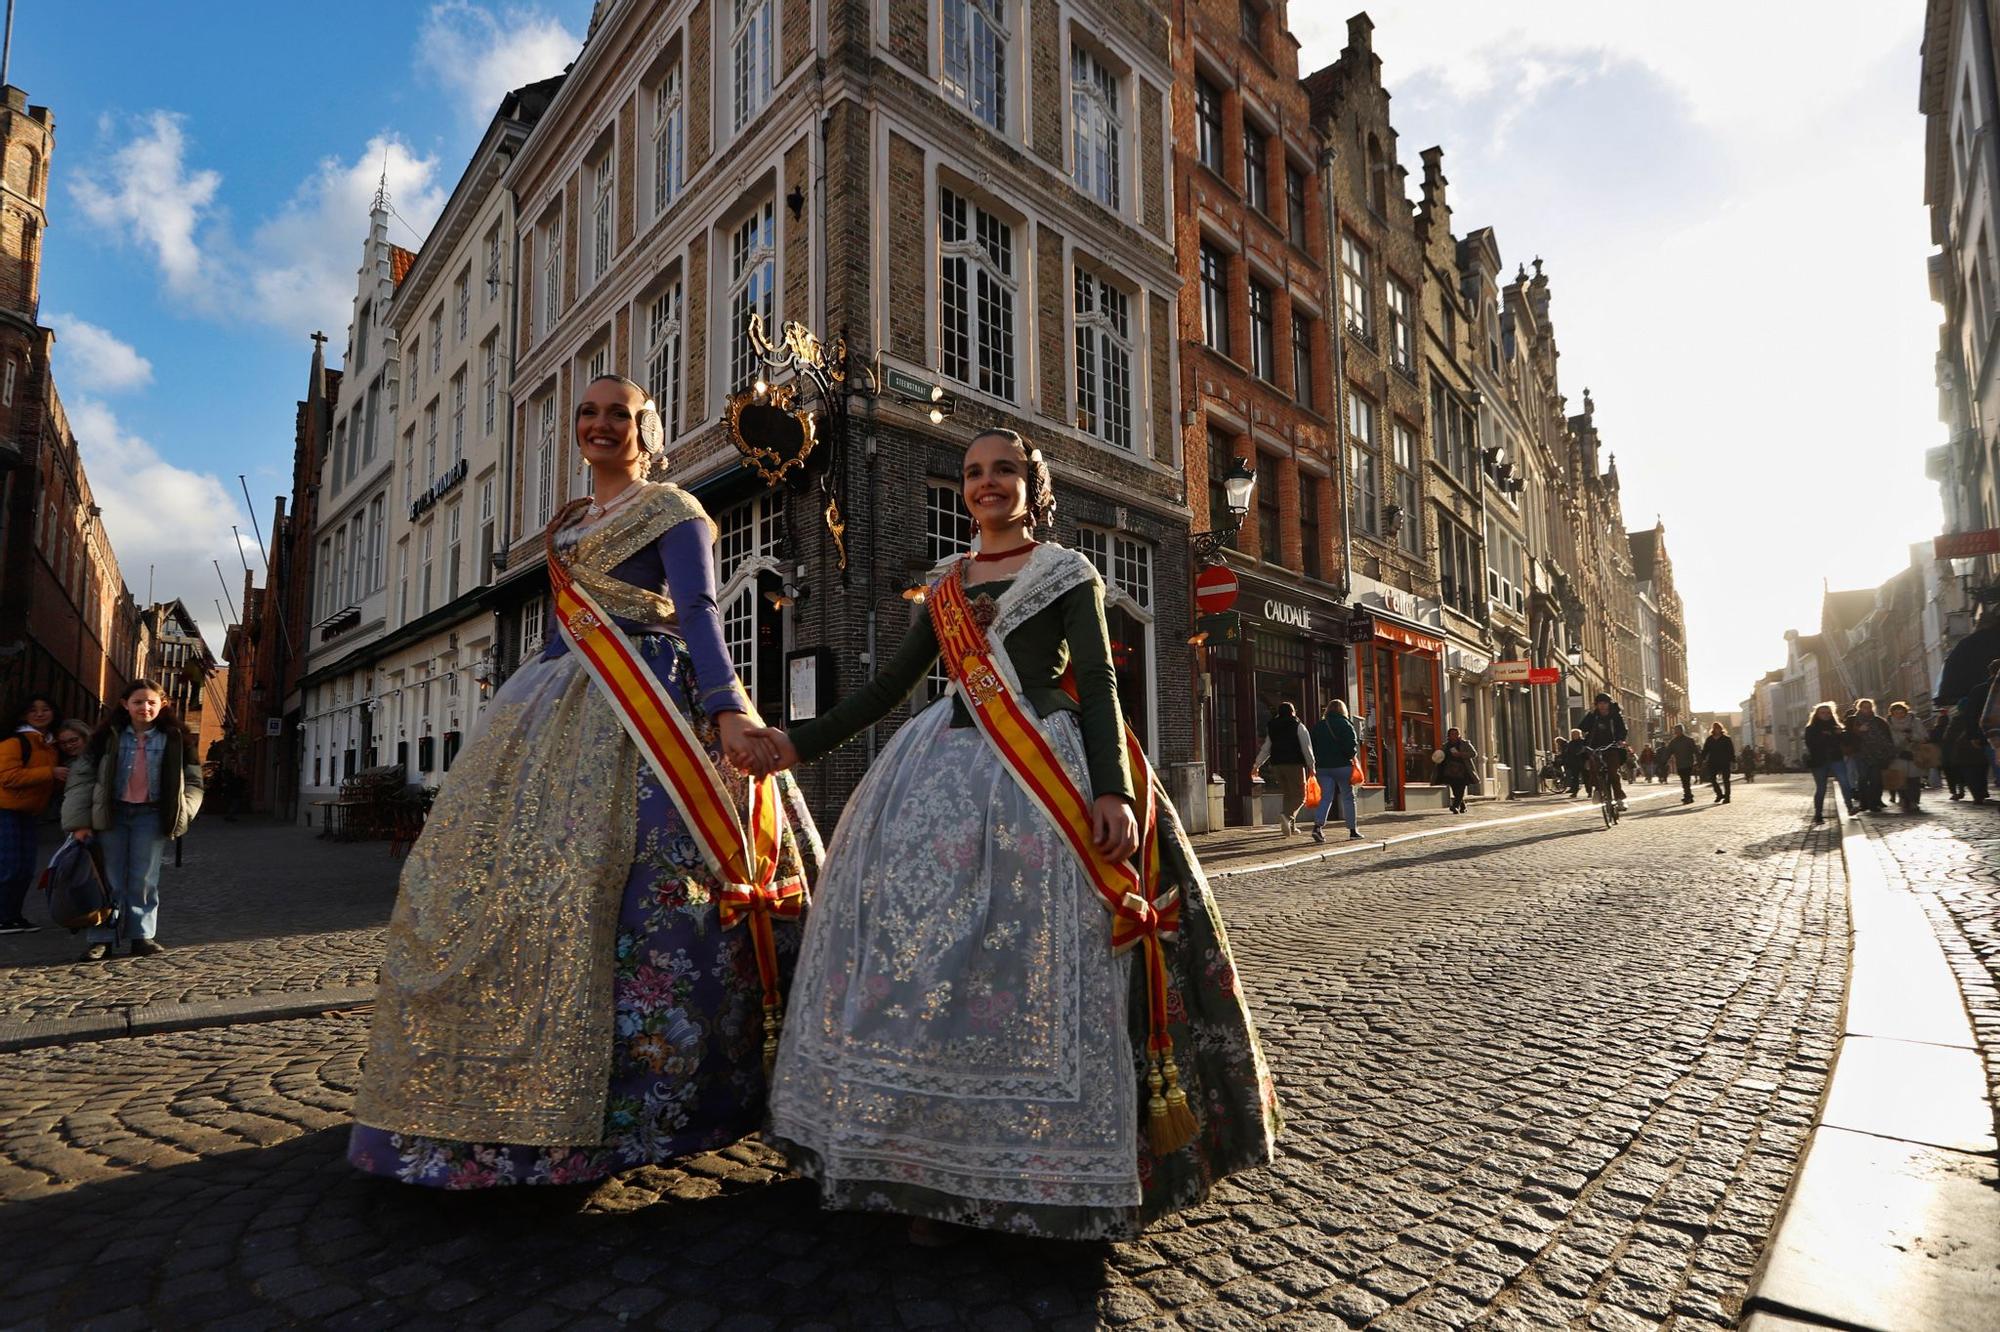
[970,596,998,629]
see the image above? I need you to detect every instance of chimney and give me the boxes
[1346,12,1374,55]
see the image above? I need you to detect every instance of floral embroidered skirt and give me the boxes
[348,635,804,1188]
[767,702,1278,1240]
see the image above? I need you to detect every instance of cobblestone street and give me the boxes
[0,779,1863,1328]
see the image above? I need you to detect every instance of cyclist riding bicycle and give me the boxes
[1581,692,1630,812]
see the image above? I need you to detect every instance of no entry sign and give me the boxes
[1194,565,1239,614]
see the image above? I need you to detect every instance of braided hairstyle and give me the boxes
[971,428,1056,531]
[584,373,666,469]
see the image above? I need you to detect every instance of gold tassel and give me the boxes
[1153,1048,1200,1155]
[1145,1052,1175,1155]
[762,999,784,1082]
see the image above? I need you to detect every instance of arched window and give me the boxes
[1366,134,1387,214]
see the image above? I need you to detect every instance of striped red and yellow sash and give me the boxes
[547,535,802,1073]
[929,563,1197,1153]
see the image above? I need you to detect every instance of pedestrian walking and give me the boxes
[1436,728,1478,813]
[1804,703,1857,823]
[1308,699,1362,842]
[1943,697,1993,803]
[60,680,203,960]
[1843,698,1896,812]
[1740,745,1758,784]
[0,694,67,934]
[1562,728,1589,797]
[1254,701,1316,837]
[1664,724,1699,804]
[1701,723,1735,803]
[348,376,820,1190]
[1638,743,1657,785]
[1885,701,1925,813]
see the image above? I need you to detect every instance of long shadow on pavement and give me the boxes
[0,1127,1119,1328]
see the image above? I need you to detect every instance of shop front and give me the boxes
[1204,575,1355,826]
[1353,617,1444,810]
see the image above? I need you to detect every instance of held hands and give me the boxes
[718,714,798,778]
[1091,794,1140,862]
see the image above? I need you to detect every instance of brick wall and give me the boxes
[686,231,709,424]
[1139,78,1165,241]
[783,137,811,327]
[886,0,925,70]
[1036,222,1067,424]
[886,133,926,360]
[1030,0,1062,168]
[689,0,713,173]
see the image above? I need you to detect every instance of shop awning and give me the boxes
[1373,619,1445,653]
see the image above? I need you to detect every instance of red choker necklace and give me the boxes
[971,541,1038,563]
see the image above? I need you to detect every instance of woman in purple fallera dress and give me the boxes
[348,377,818,1188]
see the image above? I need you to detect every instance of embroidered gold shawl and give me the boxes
[353,483,714,1145]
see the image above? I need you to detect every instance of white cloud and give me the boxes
[71,117,449,340]
[47,313,153,393]
[70,112,220,296]
[419,2,580,124]
[68,396,258,653]
[1295,9,1940,711]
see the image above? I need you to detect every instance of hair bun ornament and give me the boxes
[638,399,665,454]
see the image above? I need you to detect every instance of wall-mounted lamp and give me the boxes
[786,185,806,219]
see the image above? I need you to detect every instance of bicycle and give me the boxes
[1584,744,1622,828]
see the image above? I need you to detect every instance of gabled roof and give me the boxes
[389,245,418,289]
[1627,529,1659,581]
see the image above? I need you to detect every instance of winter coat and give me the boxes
[1582,705,1629,750]
[1663,734,1698,772]
[1260,715,1315,769]
[1803,718,1846,767]
[1436,738,1477,784]
[0,728,60,814]
[1844,712,1896,763]
[1935,623,2000,710]
[1701,735,1735,774]
[61,725,203,840]
[1887,715,1925,756]
[1309,714,1359,767]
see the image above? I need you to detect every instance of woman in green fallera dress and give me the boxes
[751,430,1277,1241]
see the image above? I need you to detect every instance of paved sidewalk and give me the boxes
[1843,796,2000,1129]
[0,821,402,1025]
[0,779,1848,1329]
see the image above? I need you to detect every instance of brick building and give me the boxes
[1172,0,1348,827]
[1563,394,1643,724]
[1628,521,1689,734]
[501,0,1195,829]
[141,598,222,749]
[0,81,144,723]
[1304,16,1451,810]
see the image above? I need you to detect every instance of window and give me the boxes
[1195,76,1224,174]
[1247,281,1275,382]
[319,537,334,614]
[331,423,346,496]
[1340,234,1372,336]
[520,596,545,655]
[942,0,1006,132]
[331,530,347,609]
[363,385,380,464]
[1486,516,1525,615]
[419,522,434,616]
[1207,429,1240,550]
[1299,474,1322,581]
[653,63,684,216]
[1286,164,1309,247]
[713,494,786,708]
[728,201,777,391]
[423,401,439,479]
[401,429,415,507]
[1077,526,1153,608]
[483,226,502,308]
[939,187,1016,400]
[453,268,470,341]
[1291,312,1313,408]
[541,214,562,336]
[732,0,774,132]
[1393,421,1421,555]
[1199,242,1229,355]
[1439,521,1479,618]
[1242,123,1269,213]
[367,495,385,590]
[481,336,499,433]
[589,152,614,284]
[533,397,557,528]
[1239,0,1263,46]
[450,373,466,464]
[479,478,496,576]
[403,341,417,403]
[1387,278,1414,371]
[429,309,443,375]
[926,481,973,562]
[1074,268,1133,450]
[1347,392,1378,536]
[445,502,463,602]
[1255,452,1281,565]
[1071,45,1120,209]
[587,343,609,381]
[646,282,684,440]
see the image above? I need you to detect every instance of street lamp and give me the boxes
[1191,456,1257,564]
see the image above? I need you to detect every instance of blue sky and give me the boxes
[26,1,593,647]
[33,4,1945,709]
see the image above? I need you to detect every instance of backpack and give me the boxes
[40,839,114,931]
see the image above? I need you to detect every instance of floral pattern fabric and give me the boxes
[347,634,804,1187]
